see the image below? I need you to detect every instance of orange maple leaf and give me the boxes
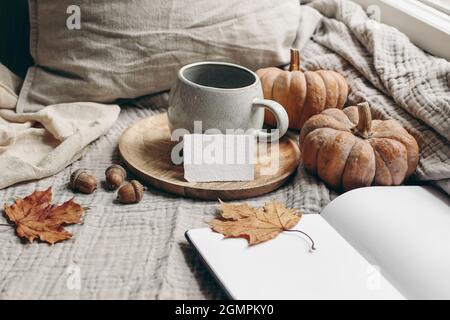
[211,200,302,245]
[3,187,85,244]
[211,200,316,250]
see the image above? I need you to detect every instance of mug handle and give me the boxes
[252,98,289,142]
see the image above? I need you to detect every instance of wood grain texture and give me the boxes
[119,113,301,201]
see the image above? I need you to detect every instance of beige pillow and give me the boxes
[18,0,301,112]
[0,64,22,109]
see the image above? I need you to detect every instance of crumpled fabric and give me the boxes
[0,63,120,189]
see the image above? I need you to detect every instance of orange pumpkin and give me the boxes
[256,49,348,130]
[300,102,420,192]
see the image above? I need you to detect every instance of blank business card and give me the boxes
[183,134,255,182]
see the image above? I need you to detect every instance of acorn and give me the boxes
[70,169,97,194]
[105,164,127,190]
[117,180,144,204]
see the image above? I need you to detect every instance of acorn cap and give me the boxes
[105,165,127,190]
[105,164,126,177]
[130,180,144,202]
[70,169,97,194]
[70,169,86,188]
[117,180,144,204]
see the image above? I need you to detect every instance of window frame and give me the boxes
[353,0,450,60]
[418,0,450,15]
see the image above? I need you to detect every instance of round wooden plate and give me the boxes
[118,113,300,200]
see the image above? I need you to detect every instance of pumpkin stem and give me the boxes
[354,102,372,139]
[289,48,301,72]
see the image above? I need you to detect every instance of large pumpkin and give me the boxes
[256,49,348,130]
[300,102,420,192]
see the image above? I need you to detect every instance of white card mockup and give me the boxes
[183,134,255,182]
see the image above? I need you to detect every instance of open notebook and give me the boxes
[186,186,450,300]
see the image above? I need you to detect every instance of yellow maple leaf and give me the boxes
[211,200,304,246]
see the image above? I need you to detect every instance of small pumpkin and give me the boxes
[300,102,419,191]
[256,48,348,130]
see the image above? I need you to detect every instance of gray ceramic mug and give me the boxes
[168,62,289,141]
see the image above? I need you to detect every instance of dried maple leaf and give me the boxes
[211,200,303,246]
[3,187,85,244]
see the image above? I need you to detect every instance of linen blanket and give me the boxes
[0,0,449,299]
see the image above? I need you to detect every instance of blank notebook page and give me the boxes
[186,215,404,300]
[322,186,450,299]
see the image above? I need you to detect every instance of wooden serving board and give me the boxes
[118,113,300,200]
